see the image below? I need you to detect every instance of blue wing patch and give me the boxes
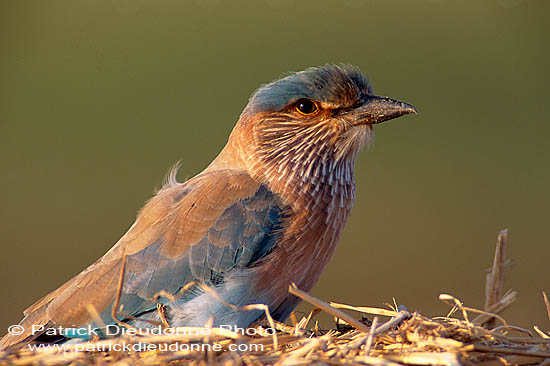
[189,185,283,283]
[100,183,286,326]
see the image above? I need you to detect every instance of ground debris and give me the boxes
[2,229,548,366]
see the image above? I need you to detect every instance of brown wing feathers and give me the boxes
[0,170,262,348]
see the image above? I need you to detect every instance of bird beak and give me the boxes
[352,95,417,125]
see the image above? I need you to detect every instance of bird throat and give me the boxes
[250,120,371,207]
[251,120,370,246]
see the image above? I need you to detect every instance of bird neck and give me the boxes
[207,115,370,215]
[250,118,370,216]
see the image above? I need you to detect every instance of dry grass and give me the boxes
[1,229,549,366]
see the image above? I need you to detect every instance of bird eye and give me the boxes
[295,99,318,115]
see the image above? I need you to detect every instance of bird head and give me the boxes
[212,65,416,189]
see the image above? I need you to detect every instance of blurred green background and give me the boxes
[1,0,549,334]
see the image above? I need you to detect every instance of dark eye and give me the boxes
[295,99,318,115]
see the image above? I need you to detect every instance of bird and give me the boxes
[0,64,416,349]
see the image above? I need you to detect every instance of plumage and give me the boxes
[0,64,416,349]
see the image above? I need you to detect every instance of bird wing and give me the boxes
[2,169,285,348]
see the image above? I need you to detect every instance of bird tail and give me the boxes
[0,306,52,350]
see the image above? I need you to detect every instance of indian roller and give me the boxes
[0,64,416,348]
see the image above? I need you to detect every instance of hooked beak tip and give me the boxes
[406,105,418,115]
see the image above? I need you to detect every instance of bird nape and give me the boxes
[0,64,416,349]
